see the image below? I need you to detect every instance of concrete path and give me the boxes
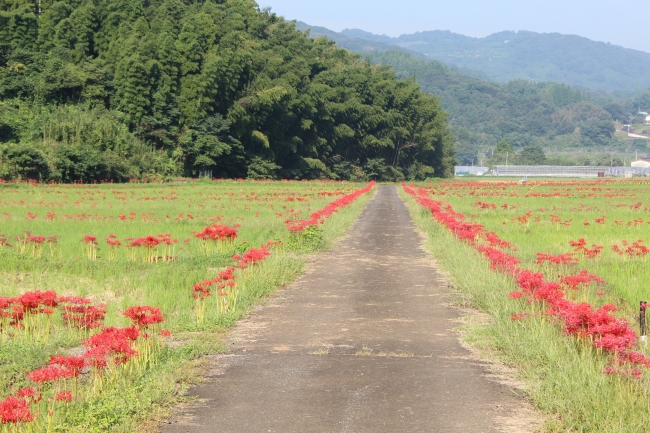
[161,186,536,433]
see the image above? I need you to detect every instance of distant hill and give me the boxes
[294,22,427,60]
[294,23,650,165]
[297,22,489,80]
[340,28,650,93]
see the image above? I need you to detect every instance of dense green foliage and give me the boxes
[0,0,454,181]
[342,28,650,93]
[366,51,649,165]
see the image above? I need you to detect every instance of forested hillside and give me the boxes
[342,29,650,93]
[365,51,650,165]
[0,0,454,182]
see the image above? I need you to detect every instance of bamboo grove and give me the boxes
[0,0,455,182]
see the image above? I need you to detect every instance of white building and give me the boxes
[631,160,650,168]
[455,166,489,176]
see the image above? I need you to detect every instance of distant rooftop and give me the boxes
[492,165,649,178]
[455,166,489,176]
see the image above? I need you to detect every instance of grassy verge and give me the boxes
[398,187,650,433]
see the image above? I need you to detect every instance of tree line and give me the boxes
[367,50,649,166]
[0,0,455,182]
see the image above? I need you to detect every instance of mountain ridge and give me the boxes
[303,25,650,92]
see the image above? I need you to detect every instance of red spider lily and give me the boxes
[192,280,213,299]
[128,235,160,248]
[569,238,586,251]
[193,224,238,242]
[476,245,521,275]
[49,355,85,374]
[508,291,523,299]
[192,267,238,300]
[561,270,604,289]
[536,252,578,266]
[569,239,603,258]
[126,234,177,262]
[105,234,121,247]
[83,326,140,367]
[159,329,172,337]
[18,290,58,313]
[0,234,12,248]
[484,232,514,249]
[55,391,73,402]
[237,246,271,268]
[0,396,34,424]
[612,240,649,258]
[14,388,36,400]
[474,201,496,210]
[549,214,572,229]
[402,182,650,374]
[82,235,97,244]
[583,245,603,259]
[286,182,374,232]
[123,306,164,328]
[511,211,533,225]
[28,365,77,383]
[62,303,106,329]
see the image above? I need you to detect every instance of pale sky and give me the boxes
[260,0,650,53]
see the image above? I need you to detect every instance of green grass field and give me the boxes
[401,179,650,432]
[0,179,373,432]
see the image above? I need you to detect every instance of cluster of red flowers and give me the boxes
[28,355,85,383]
[193,224,238,242]
[123,306,164,328]
[0,395,35,425]
[127,233,177,248]
[511,211,533,225]
[192,267,236,300]
[285,181,375,232]
[0,233,11,247]
[535,252,578,266]
[235,246,271,268]
[105,234,121,247]
[568,238,604,259]
[192,239,277,297]
[549,214,573,229]
[82,235,97,245]
[60,297,107,329]
[1,291,65,328]
[83,326,140,367]
[0,291,109,334]
[474,201,496,210]
[403,183,650,374]
[612,239,649,258]
[562,270,604,290]
[1,291,167,426]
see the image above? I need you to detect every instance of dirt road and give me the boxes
[161,186,537,433]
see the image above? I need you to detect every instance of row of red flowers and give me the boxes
[190,183,375,322]
[285,181,375,232]
[403,183,650,376]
